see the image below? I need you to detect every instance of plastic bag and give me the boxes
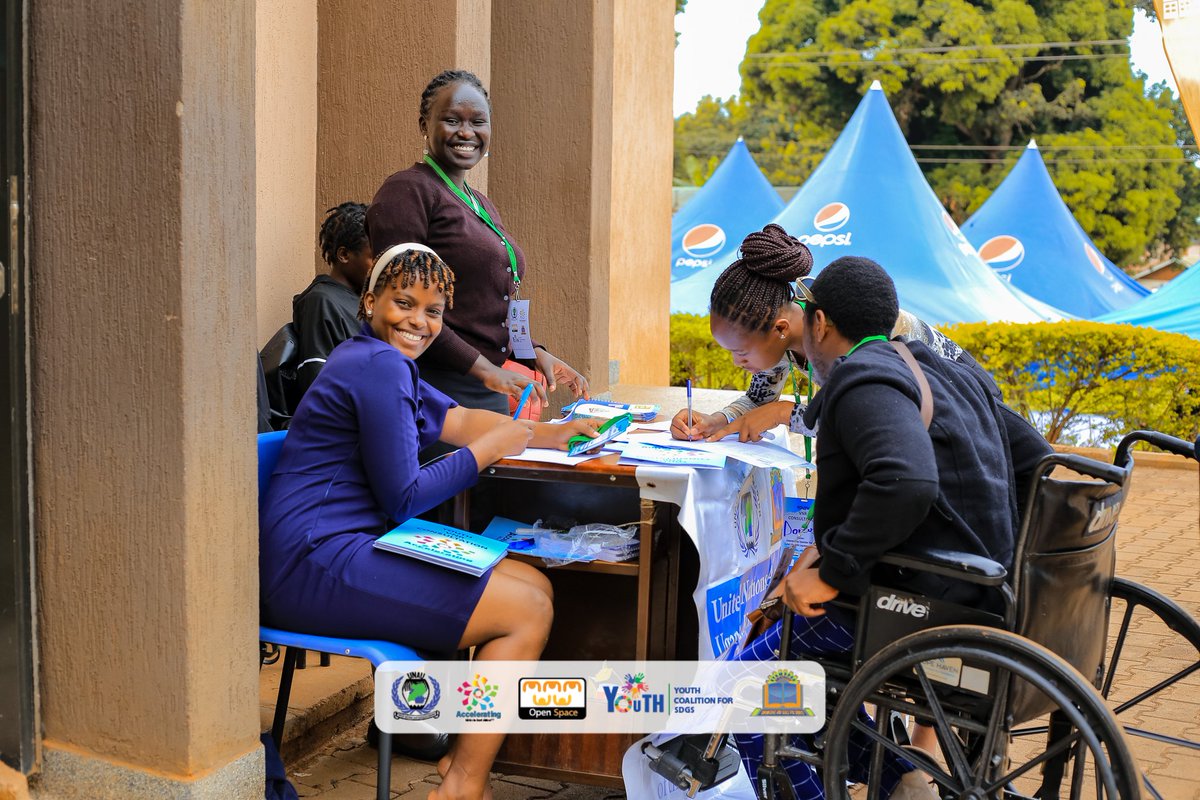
[512,521,639,566]
[621,736,757,800]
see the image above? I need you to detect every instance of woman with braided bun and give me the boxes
[367,69,588,417]
[261,245,598,800]
[670,224,968,443]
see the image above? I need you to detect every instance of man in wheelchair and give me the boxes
[728,259,1050,800]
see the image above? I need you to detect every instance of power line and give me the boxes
[746,39,1130,59]
[752,52,1129,67]
[914,156,1190,164]
[909,143,1196,150]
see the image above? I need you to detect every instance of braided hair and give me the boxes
[357,250,457,320]
[420,69,490,124]
[710,224,814,333]
[318,202,368,266]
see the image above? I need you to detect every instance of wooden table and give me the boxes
[451,451,700,787]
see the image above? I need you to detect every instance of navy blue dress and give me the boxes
[260,324,486,653]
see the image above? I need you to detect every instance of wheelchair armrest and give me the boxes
[877,549,1008,586]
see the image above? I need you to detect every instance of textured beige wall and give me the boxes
[255,0,318,345]
[608,0,672,386]
[315,0,491,269]
[491,0,615,397]
[30,0,260,783]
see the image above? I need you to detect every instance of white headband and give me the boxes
[367,242,439,294]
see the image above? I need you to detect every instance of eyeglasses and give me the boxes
[793,276,817,307]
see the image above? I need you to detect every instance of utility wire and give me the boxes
[754,52,1129,67]
[746,39,1130,58]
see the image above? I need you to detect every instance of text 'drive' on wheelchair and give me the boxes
[645,429,1200,800]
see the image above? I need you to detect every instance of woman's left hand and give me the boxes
[534,349,590,398]
[529,418,602,450]
[706,401,793,442]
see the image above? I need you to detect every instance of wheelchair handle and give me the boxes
[1034,452,1129,487]
[1114,430,1200,469]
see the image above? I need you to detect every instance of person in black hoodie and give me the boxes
[292,202,374,398]
[731,257,1044,800]
[785,257,1021,613]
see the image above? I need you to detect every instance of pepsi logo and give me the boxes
[1084,244,1105,275]
[978,235,1025,273]
[813,202,850,232]
[681,224,727,258]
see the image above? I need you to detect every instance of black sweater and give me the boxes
[803,340,1020,601]
[292,275,361,398]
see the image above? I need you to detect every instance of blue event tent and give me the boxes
[672,82,1058,324]
[1095,263,1200,340]
[670,137,783,284]
[962,141,1148,319]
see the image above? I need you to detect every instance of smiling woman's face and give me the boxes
[363,279,446,359]
[421,81,490,174]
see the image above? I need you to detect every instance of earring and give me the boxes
[423,136,429,156]
[779,334,786,340]
[484,151,490,158]
[366,311,373,318]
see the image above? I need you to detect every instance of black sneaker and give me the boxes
[366,721,452,762]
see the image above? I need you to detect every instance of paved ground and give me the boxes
[281,449,1200,799]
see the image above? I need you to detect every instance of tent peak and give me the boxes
[736,135,744,142]
[1027,139,1038,150]
[869,79,883,91]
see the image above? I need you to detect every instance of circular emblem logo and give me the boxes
[813,202,850,232]
[681,224,727,258]
[978,235,1025,273]
[1084,244,1105,275]
[392,671,442,720]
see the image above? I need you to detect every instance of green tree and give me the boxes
[676,0,1194,266]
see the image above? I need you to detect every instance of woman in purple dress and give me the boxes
[261,244,595,800]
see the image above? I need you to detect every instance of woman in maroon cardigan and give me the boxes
[367,69,589,415]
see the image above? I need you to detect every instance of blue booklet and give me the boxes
[373,518,508,577]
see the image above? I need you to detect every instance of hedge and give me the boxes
[943,321,1200,444]
[671,314,1200,445]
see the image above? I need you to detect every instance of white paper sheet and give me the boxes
[502,447,613,466]
[620,426,813,470]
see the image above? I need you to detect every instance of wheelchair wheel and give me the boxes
[1093,577,1200,800]
[822,625,1141,800]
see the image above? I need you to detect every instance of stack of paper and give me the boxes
[374,518,507,577]
[619,440,727,469]
[561,399,660,422]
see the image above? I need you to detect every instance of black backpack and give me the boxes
[259,323,301,430]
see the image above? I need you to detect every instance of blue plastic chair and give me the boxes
[258,430,422,800]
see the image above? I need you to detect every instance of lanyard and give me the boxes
[846,334,889,356]
[423,155,521,289]
[786,351,814,482]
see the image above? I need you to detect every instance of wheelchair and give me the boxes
[646,429,1200,799]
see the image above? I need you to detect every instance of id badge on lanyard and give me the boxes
[507,298,536,359]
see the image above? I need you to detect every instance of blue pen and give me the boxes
[686,378,694,441]
[513,383,535,419]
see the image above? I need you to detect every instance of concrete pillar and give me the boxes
[315,0,492,271]
[490,0,616,395]
[255,0,318,346]
[608,0,673,386]
[29,1,262,797]
[1153,0,1200,142]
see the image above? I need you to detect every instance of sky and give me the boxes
[673,1,1180,118]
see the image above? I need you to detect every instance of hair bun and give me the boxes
[738,223,813,282]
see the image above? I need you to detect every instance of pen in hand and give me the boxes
[513,383,534,420]
[686,378,693,441]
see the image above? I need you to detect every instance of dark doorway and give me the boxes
[0,0,33,774]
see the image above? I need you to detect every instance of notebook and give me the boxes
[373,518,508,577]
